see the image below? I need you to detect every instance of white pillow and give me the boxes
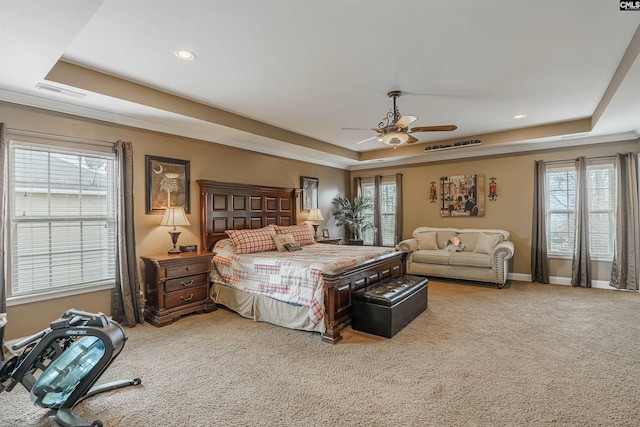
[473,233,503,254]
[415,231,438,250]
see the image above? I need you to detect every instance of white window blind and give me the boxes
[545,160,615,257]
[9,140,117,298]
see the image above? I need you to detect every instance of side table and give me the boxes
[315,238,342,245]
[141,251,216,327]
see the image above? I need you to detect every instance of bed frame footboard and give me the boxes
[321,251,406,344]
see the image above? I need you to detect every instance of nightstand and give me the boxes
[141,251,216,327]
[315,238,342,245]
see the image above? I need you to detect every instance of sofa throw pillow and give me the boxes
[416,231,439,250]
[274,224,316,246]
[226,224,277,254]
[473,232,503,254]
[273,234,297,252]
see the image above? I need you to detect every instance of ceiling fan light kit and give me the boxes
[381,131,409,147]
[358,91,458,148]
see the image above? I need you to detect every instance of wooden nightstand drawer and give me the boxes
[164,285,208,310]
[166,262,210,278]
[165,272,208,292]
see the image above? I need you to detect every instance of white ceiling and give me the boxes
[1,0,639,170]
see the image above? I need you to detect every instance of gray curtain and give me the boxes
[111,140,142,326]
[373,175,382,246]
[0,124,7,359]
[352,177,361,200]
[395,173,403,245]
[531,160,549,283]
[610,153,639,291]
[571,157,591,288]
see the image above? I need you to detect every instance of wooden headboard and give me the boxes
[198,180,299,251]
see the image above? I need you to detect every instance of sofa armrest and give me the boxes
[396,238,418,253]
[491,241,514,268]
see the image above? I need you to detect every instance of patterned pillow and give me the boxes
[273,234,297,252]
[226,224,277,254]
[415,231,439,250]
[473,233,503,254]
[274,224,316,246]
[283,242,303,252]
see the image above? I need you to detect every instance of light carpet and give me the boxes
[1,280,639,426]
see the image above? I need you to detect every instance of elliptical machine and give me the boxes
[0,309,141,427]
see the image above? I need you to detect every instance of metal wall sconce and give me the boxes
[429,181,437,203]
[489,177,497,201]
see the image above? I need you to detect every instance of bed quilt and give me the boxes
[211,239,397,326]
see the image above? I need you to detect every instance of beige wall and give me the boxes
[2,100,638,340]
[352,139,639,281]
[1,102,349,340]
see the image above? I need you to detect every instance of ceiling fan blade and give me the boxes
[411,125,458,132]
[405,135,420,144]
[394,115,418,129]
[355,136,379,145]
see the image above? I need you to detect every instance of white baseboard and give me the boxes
[508,273,616,290]
[509,273,531,282]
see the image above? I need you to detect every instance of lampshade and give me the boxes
[307,208,324,222]
[160,207,190,254]
[381,131,410,147]
[160,207,191,227]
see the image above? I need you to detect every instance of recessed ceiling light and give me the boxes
[175,50,196,61]
[513,113,527,119]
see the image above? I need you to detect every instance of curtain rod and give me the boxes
[542,155,617,165]
[7,127,115,147]
[357,173,401,179]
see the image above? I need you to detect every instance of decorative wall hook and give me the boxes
[429,181,437,203]
[489,177,497,201]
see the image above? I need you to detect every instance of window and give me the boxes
[545,160,615,258]
[360,177,399,246]
[8,139,117,300]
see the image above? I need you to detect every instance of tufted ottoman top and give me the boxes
[353,275,428,307]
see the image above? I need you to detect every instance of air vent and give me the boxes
[560,133,589,140]
[424,139,482,152]
[36,83,86,99]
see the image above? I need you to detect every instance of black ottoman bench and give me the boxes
[351,275,428,338]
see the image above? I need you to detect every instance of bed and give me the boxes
[198,180,406,344]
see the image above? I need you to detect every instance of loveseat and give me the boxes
[396,227,515,288]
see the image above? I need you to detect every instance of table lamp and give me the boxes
[307,208,324,237]
[160,207,190,253]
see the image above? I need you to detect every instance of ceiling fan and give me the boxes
[352,91,457,148]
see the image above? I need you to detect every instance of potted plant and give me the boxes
[330,194,376,245]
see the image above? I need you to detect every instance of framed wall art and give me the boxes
[440,174,485,217]
[146,155,190,214]
[300,176,318,212]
